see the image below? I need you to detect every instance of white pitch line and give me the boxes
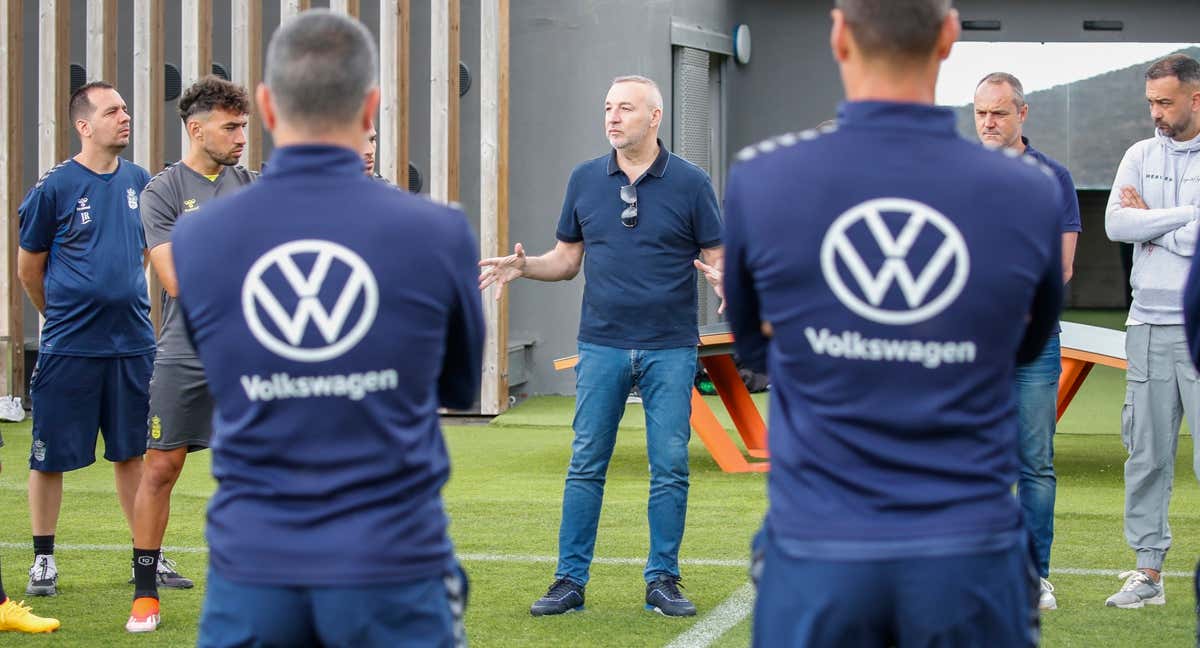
[664,582,755,648]
[0,543,1193,579]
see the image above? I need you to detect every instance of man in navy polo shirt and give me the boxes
[975,71,1081,611]
[17,81,155,597]
[479,75,723,617]
[171,11,483,646]
[724,0,1063,645]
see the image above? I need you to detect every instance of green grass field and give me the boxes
[0,310,1197,646]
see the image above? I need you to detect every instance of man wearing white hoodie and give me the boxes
[1105,53,1200,609]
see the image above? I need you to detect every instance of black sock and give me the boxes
[133,547,160,600]
[0,554,7,602]
[33,534,54,557]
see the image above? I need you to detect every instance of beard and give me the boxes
[1156,115,1192,139]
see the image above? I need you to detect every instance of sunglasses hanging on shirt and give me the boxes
[619,184,638,228]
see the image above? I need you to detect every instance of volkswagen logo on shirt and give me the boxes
[241,240,379,362]
[820,198,969,326]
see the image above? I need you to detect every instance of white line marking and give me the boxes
[664,582,755,648]
[0,544,1192,579]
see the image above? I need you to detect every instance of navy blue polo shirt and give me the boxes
[556,139,722,349]
[172,145,485,586]
[1023,137,1081,236]
[724,102,1063,560]
[18,158,154,356]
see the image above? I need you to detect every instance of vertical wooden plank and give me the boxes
[86,0,118,84]
[280,0,311,22]
[134,0,165,330]
[180,0,213,153]
[430,0,460,203]
[330,0,360,16]
[379,0,408,187]
[479,0,509,414]
[0,0,25,398]
[231,0,263,170]
[39,0,70,174]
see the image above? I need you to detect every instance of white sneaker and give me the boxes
[1038,578,1057,610]
[25,554,58,596]
[1104,570,1165,608]
[0,396,24,422]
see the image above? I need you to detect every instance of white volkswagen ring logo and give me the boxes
[241,239,379,362]
[820,197,970,325]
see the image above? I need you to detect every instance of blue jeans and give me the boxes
[1015,333,1060,579]
[197,565,467,647]
[556,342,696,586]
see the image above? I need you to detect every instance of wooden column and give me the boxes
[330,0,360,16]
[134,0,165,330]
[1,1,24,398]
[281,0,311,22]
[479,0,509,414]
[180,0,213,153]
[379,0,409,186]
[231,0,263,170]
[430,0,460,203]
[38,0,70,173]
[85,0,118,84]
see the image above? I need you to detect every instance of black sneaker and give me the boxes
[128,551,194,589]
[645,575,696,616]
[530,578,585,616]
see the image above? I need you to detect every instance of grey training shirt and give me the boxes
[141,162,257,362]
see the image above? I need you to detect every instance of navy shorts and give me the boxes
[29,352,154,472]
[198,563,468,648]
[751,530,1040,648]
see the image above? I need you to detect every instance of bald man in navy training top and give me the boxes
[723,1,1064,645]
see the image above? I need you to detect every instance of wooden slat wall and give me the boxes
[134,0,165,330]
[281,0,311,22]
[479,0,510,414]
[181,0,213,153]
[1,1,24,397]
[330,0,360,15]
[430,0,460,203]
[231,0,263,170]
[379,0,409,187]
[38,0,70,174]
[85,0,118,84]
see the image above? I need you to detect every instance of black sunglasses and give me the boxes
[619,184,637,228]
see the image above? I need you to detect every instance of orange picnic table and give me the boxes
[554,322,1127,474]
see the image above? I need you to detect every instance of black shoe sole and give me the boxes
[530,605,584,617]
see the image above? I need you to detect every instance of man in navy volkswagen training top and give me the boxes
[171,11,483,647]
[723,1,1064,645]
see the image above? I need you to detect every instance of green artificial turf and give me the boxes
[0,309,1196,646]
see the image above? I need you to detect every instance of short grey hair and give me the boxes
[611,75,663,110]
[264,9,378,130]
[976,72,1026,109]
[836,0,952,61]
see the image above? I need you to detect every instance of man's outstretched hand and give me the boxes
[479,242,528,300]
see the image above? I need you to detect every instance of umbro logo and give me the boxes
[241,240,378,362]
[820,198,970,325]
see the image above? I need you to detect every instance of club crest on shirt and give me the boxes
[127,187,138,209]
[183,198,199,212]
[76,196,92,225]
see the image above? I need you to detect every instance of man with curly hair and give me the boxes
[125,75,256,633]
